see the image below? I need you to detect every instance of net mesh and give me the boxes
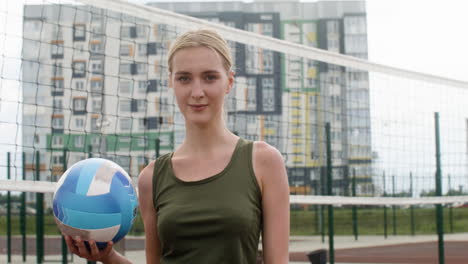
[1,0,468,211]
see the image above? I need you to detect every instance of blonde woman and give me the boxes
[65,29,289,264]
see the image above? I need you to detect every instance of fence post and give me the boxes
[383,171,387,239]
[35,151,44,264]
[7,152,11,263]
[410,172,415,236]
[434,112,445,264]
[392,175,397,235]
[448,175,453,233]
[325,123,334,264]
[21,152,27,261]
[352,168,358,240]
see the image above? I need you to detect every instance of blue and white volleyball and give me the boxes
[53,158,138,248]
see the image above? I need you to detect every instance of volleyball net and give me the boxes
[1,0,468,214]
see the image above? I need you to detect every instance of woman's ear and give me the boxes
[226,70,235,94]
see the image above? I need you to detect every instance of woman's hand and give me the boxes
[64,235,115,263]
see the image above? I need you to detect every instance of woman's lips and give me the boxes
[189,104,208,111]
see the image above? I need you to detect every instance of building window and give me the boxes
[120,99,131,112]
[91,135,101,146]
[52,155,64,165]
[147,42,157,55]
[136,63,147,75]
[159,97,168,112]
[120,44,132,56]
[51,43,64,59]
[119,80,133,94]
[90,43,103,55]
[91,117,99,132]
[121,26,136,38]
[247,78,257,111]
[53,63,63,77]
[73,24,86,41]
[119,118,131,130]
[52,116,64,129]
[147,79,157,92]
[262,78,275,112]
[75,118,85,129]
[138,118,146,130]
[92,99,102,112]
[138,43,147,56]
[119,63,132,75]
[138,136,147,147]
[75,80,84,91]
[136,99,147,113]
[52,135,63,147]
[72,61,86,78]
[74,135,85,148]
[90,80,103,93]
[52,79,64,95]
[53,99,63,114]
[138,80,147,93]
[73,98,87,114]
[136,25,148,38]
[90,60,103,74]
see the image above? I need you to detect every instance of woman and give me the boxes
[65,29,289,263]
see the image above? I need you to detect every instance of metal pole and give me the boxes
[448,175,453,233]
[383,171,387,239]
[434,112,445,264]
[21,152,27,261]
[62,149,68,264]
[392,175,397,236]
[352,168,358,240]
[325,123,334,264]
[410,172,415,236]
[7,152,11,263]
[320,169,325,243]
[155,138,160,158]
[36,151,44,264]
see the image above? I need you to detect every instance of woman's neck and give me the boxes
[179,121,238,156]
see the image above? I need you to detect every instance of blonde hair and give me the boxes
[167,29,233,73]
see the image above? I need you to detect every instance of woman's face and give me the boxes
[169,46,234,127]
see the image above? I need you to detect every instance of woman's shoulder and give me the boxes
[251,141,286,184]
[137,153,173,192]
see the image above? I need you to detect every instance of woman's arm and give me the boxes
[138,161,162,264]
[253,141,290,264]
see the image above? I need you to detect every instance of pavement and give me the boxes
[1,233,467,263]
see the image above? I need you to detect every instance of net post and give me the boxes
[434,112,445,264]
[352,168,358,241]
[61,148,68,264]
[35,150,44,264]
[392,175,397,236]
[7,152,11,263]
[383,171,388,239]
[21,152,27,262]
[325,123,334,264]
[410,172,415,236]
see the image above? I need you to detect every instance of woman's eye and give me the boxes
[205,75,217,81]
[177,76,189,82]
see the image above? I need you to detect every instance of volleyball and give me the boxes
[52,158,138,249]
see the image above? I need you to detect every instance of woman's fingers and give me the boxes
[75,237,90,257]
[64,235,80,255]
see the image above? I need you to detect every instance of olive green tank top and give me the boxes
[152,138,263,264]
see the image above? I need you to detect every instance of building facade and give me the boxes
[22,1,373,207]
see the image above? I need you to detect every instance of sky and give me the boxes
[1,0,468,193]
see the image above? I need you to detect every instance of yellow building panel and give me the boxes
[292,156,303,163]
[307,68,317,79]
[306,32,317,43]
[291,100,301,107]
[263,128,275,135]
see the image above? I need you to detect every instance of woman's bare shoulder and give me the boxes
[138,161,156,195]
